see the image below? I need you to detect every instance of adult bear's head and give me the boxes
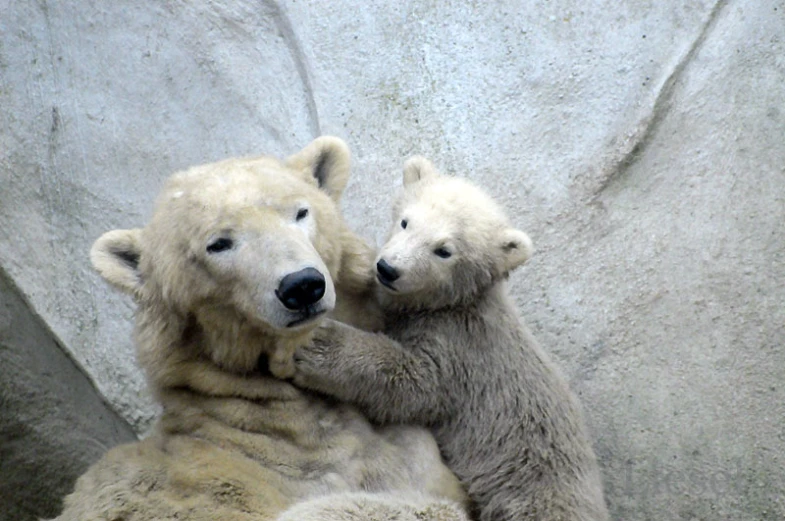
[91,137,354,373]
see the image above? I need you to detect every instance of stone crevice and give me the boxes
[263,0,322,138]
[591,0,729,200]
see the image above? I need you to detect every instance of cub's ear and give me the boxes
[90,229,144,296]
[286,136,351,202]
[499,228,533,273]
[402,156,439,187]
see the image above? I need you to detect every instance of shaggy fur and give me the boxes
[52,140,467,521]
[294,157,609,521]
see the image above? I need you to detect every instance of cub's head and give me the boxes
[375,156,533,310]
[90,137,353,371]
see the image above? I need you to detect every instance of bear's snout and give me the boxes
[376,259,400,287]
[276,268,326,310]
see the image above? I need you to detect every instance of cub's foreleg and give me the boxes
[293,319,448,424]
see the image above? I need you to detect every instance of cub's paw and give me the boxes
[291,330,336,391]
[292,319,353,396]
[310,318,345,345]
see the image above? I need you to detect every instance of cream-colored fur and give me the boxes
[52,139,466,521]
[278,492,469,521]
[294,157,609,521]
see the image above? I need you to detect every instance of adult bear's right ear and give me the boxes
[402,156,439,187]
[90,229,144,297]
[286,136,351,202]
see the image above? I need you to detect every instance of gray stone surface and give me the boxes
[0,267,137,521]
[1,0,783,519]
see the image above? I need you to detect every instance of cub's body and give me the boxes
[380,287,607,521]
[294,157,609,521]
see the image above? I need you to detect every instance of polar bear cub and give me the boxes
[293,157,609,521]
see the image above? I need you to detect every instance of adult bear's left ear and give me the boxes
[91,228,145,298]
[286,136,351,202]
[499,228,533,273]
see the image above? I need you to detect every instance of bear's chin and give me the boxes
[376,274,399,292]
[376,277,426,296]
[284,307,328,328]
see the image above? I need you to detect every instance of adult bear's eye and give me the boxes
[207,237,234,254]
[296,208,309,221]
[434,247,452,259]
[401,219,408,229]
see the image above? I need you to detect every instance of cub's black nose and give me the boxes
[276,268,326,310]
[376,259,400,283]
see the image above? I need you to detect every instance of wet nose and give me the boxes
[376,259,400,283]
[276,268,326,310]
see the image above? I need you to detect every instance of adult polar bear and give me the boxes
[52,138,468,521]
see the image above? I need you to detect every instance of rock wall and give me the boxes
[1,1,783,519]
[0,267,136,521]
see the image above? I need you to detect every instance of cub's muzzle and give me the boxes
[376,259,400,288]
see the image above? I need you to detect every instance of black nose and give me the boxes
[276,268,326,310]
[376,259,400,283]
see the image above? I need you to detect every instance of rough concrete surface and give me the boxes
[0,266,137,521]
[1,1,783,519]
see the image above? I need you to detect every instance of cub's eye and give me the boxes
[206,237,234,254]
[434,247,452,259]
[296,208,309,221]
[401,219,408,229]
